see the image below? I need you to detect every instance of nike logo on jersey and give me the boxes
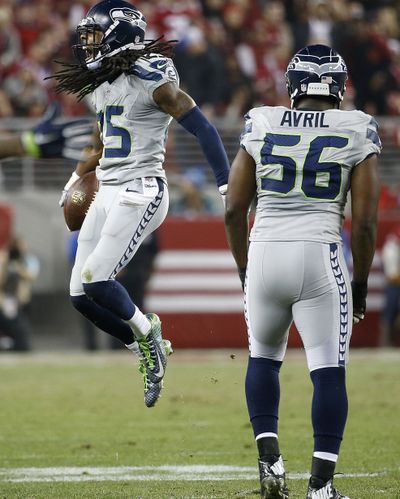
[156,61,168,71]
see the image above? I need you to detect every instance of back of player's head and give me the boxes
[74,0,147,70]
[285,44,348,108]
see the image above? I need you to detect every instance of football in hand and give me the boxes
[63,171,99,231]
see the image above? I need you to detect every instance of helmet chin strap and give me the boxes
[86,60,102,71]
[290,88,298,108]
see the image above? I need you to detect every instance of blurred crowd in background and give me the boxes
[0,0,400,351]
[0,0,399,119]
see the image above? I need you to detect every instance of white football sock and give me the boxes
[125,340,139,352]
[256,432,278,441]
[126,308,151,338]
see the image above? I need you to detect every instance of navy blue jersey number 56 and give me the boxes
[260,133,349,200]
[97,106,132,158]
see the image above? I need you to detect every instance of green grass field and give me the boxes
[0,349,399,498]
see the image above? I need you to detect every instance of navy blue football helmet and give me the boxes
[73,0,147,70]
[285,44,348,107]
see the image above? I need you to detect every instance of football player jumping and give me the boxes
[225,45,381,498]
[52,0,230,408]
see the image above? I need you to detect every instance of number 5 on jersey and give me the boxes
[260,133,349,200]
[97,106,132,158]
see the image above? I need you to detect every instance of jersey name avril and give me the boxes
[280,110,329,128]
[240,106,382,243]
[91,54,179,185]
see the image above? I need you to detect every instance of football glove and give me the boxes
[59,171,80,207]
[351,281,368,324]
[238,267,246,291]
[20,102,93,160]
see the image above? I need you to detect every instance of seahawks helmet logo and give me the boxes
[110,7,143,23]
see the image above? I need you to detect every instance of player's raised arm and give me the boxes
[153,82,230,196]
[224,147,256,289]
[350,153,380,323]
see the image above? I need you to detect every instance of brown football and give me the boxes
[63,171,99,231]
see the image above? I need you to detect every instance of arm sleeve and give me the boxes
[178,106,230,187]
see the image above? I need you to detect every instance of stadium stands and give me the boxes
[0,0,398,118]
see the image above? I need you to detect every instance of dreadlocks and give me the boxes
[47,38,176,101]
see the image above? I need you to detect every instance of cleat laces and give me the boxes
[137,335,156,391]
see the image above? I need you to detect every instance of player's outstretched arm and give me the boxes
[0,135,26,158]
[350,153,380,323]
[153,82,230,195]
[0,103,94,160]
[225,147,257,289]
[1,102,63,158]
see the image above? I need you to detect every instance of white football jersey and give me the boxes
[240,106,382,243]
[91,54,179,184]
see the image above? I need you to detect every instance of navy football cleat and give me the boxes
[259,456,289,498]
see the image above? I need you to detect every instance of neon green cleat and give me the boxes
[136,313,173,407]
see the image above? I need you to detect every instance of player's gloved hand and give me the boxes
[351,281,367,324]
[59,171,80,207]
[219,184,228,207]
[238,267,246,291]
[20,102,93,159]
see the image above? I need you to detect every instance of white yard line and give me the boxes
[0,465,388,483]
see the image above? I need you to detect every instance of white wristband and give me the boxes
[218,184,228,195]
[63,171,80,191]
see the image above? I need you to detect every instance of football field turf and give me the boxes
[0,349,399,498]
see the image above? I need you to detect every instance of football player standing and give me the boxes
[52,0,230,408]
[225,45,381,498]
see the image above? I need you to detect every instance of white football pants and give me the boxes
[245,241,353,371]
[70,177,168,296]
